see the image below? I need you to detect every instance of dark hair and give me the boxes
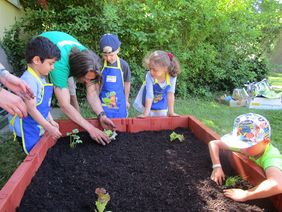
[143,50,181,77]
[69,47,102,80]
[25,36,61,63]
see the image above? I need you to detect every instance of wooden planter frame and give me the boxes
[0,116,281,211]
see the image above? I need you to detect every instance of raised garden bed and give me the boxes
[0,116,281,211]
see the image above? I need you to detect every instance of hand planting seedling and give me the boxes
[224,176,242,188]
[95,187,111,212]
[103,129,118,140]
[66,128,83,148]
[170,131,185,142]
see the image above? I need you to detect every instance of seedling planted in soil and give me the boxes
[224,176,242,188]
[170,131,185,142]
[103,129,118,140]
[66,128,83,148]
[95,187,111,212]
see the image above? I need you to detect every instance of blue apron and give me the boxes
[99,57,127,118]
[142,73,171,112]
[10,67,53,154]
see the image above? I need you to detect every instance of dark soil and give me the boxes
[18,128,277,212]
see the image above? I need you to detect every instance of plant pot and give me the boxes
[0,116,281,211]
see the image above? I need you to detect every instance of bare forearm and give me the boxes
[208,140,222,165]
[144,98,153,116]
[86,84,103,115]
[70,95,80,112]
[55,87,93,131]
[124,82,130,102]
[167,92,175,114]
[60,102,93,131]
[27,107,52,130]
[245,179,282,200]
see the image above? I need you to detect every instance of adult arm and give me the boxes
[54,86,111,145]
[86,82,115,130]
[0,88,28,118]
[224,167,282,201]
[68,77,80,112]
[0,65,34,100]
[70,95,80,112]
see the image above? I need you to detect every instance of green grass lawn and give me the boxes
[1,72,281,189]
[269,71,282,86]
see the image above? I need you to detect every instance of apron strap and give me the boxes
[9,115,18,142]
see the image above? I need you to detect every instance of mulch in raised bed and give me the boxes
[18,128,277,212]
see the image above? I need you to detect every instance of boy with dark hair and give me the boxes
[209,113,282,202]
[9,36,62,154]
[99,33,131,118]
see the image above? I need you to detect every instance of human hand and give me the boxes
[2,73,34,100]
[137,114,148,118]
[99,115,116,130]
[46,124,62,140]
[223,188,248,202]
[168,112,179,117]
[126,101,130,109]
[88,126,111,145]
[210,167,225,185]
[0,88,28,118]
[49,119,60,129]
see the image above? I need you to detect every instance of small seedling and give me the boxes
[103,129,118,140]
[66,128,83,148]
[170,132,185,142]
[224,176,241,187]
[95,187,111,212]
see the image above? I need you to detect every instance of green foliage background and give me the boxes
[1,0,282,97]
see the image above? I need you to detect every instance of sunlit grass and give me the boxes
[269,71,282,92]
[175,98,282,151]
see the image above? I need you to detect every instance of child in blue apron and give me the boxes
[9,36,62,154]
[99,34,131,118]
[133,51,181,117]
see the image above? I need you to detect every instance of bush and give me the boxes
[2,0,281,97]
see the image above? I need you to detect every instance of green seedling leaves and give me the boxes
[67,128,83,148]
[224,176,241,187]
[72,128,79,134]
[170,132,185,142]
[95,187,111,212]
[103,130,118,140]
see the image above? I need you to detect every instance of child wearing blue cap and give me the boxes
[99,34,131,118]
[208,113,282,202]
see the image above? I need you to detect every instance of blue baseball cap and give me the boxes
[99,34,121,53]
